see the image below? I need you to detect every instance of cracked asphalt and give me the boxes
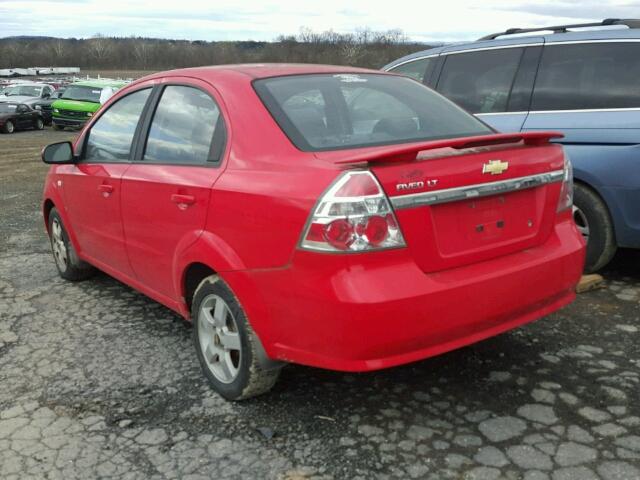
[1,129,639,480]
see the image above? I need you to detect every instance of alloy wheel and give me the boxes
[198,294,242,384]
[6,121,14,133]
[51,218,68,271]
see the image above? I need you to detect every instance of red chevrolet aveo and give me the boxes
[41,65,585,400]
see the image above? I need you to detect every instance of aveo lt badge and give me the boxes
[396,179,438,191]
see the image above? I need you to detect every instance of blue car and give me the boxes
[384,18,640,272]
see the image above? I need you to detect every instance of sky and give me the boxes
[1,0,639,42]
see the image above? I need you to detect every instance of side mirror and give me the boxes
[42,141,75,164]
[42,92,50,99]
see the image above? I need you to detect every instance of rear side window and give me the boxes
[254,73,491,152]
[85,88,151,162]
[437,48,524,114]
[143,86,224,164]
[531,43,640,111]
[388,57,434,83]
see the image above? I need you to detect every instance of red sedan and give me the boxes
[41,64,585,400]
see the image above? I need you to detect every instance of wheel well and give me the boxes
[43,199,55,232]
[183,263,217,312]
[573,179,617,232]
[574,178,593,192]
[573,179,613,214]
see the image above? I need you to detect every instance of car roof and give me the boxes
[140,63,383,82]
[6,83,48,87]
[384,26,640,70]
[71,80,128,88]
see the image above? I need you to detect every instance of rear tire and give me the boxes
[192,275,281,401]
[2,120,14,134]
[48,207,96,281]
[573,183,617,273]
[35,118,44,130]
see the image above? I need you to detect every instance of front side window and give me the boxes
[143,86,223,164]
[0,103,17,113]
[437,48,524,114]
[254,73,491,151]
[532,43,640,111]
[84,88,151,162]
[388,57,434,83]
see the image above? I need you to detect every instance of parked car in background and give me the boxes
[33,88,65,125]
[51,80,127,130]
[41,64,584,400]
[0,102,45,133]
[0,83,55,109]
[384,18,640,272]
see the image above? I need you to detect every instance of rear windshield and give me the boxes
[3,85,41,97]
[61,85,102,103]
[254,73,492,151]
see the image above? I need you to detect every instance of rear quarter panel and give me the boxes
[185,73,341,272]
[206,161,338,270]
[565,143,640,248]
[523,111,640,248]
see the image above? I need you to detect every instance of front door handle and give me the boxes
[98,184,114,196]
[171,194,196,207]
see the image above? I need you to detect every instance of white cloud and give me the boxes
[0,0,636,41]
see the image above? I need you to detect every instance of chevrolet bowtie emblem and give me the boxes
[482,160,509,175]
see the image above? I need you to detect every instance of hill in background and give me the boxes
[0,29,435,71]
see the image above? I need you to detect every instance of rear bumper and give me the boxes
[52,117,86,128]
[223,217,585,372]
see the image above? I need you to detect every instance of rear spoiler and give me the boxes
[323,132,564,165]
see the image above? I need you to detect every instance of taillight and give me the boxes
[557,151,573,212]
[300,170,406,252]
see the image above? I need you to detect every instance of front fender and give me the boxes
[42,174,82,255]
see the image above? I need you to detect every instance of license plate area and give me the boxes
[431,189,541,257]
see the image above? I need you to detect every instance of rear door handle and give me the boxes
[98,184,114,195]
[171,194,196,206]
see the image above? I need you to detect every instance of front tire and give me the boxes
[573,183,617,273]
[52,124,65,131]
[192,275,281,400]
[48,207,96,281]
[2,120,14,134]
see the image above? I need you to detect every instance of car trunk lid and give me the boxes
[315,132,566,272]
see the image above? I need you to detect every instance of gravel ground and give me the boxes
[1,128,639,480]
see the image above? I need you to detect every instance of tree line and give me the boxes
[0,29,434,71]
